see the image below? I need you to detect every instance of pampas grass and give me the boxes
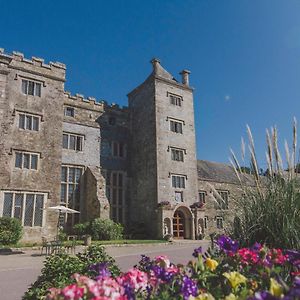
[230,119,300,249]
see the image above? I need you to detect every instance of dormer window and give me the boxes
[21,79,41,97]
[64,107,75,117]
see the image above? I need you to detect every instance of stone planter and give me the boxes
[84,235,92,246]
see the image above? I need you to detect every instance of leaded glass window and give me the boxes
[1,192,45,227]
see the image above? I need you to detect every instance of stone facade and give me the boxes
[0,48,244,242]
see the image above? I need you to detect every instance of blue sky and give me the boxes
[1,0,300,169]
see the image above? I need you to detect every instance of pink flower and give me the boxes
[118,268,148,291]
[98,277,126,300]
[154,255,171,268]
[265,249,288,266]
[166,265,179,275]
[238,248,260,265]
[61,284,84,299]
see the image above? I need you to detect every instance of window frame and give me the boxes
[204,216,208,229]
[21,79,42,97]
[169,119,184,134]
[215,190,229,210]
[64,106,75,117]
[171,148,184,162]
[199,191,207,205]
[62,132,84,151]
[105,170,125,224]
[1,191,46,227]
[18,112,40,131]
[111,141,127,158]
[216,216,224,229]
[60,165,83,206]
[171,175,186,189]
[14,151,39,170]
[175,191,183,202]
[168,92,183,107]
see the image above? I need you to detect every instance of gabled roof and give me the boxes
[151,59,178,82]
[197,160,254,185]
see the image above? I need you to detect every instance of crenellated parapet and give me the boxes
[0,48,66,81]
[64,91,105,113]
[64,91,129,114]
[103,102,129,114]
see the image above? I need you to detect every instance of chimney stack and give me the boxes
[151,58,161,74]
[180,69,191,85]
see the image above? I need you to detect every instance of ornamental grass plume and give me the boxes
[230,118,300,249]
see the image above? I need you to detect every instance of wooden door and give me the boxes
[173,211,185,239]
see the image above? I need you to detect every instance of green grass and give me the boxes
[92,239,166,245]
[0,242,39,249]
[0,239,166,249]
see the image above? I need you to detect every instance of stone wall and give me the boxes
[128,75,157,237]
[82,166,110,221]
[62,122,101,167]
[0,49,65,242]
[197,179,244,237]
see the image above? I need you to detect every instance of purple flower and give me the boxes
[285,250,300,266]
[284,277,300,299]
[217,235,239,254]
[251,242,262,252]
[89,262,111,279]
[138,255,152,271]
[192,246,202,258]
[150,265,175,283]
[123,283,135,300]
[180,276,198,300]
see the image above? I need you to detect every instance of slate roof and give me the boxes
[197,160,254,185]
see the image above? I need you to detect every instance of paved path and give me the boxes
[0,241,208,300]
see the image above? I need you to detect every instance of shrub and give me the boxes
[0,217,22,245]
[57,230,67,241]
[73,222,90,236]
[90,218,123,240]
[23,245,120,299]
[230,121,300,249]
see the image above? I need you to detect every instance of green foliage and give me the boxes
[77,244,120,277]
[90,218,123,240]
[23,245,120,300]
[232,177,300,249]
[73,222,90,236]
[230,121,300,249]
[57,230,67,241]
[0,217,23,245]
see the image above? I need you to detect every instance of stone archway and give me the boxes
[173,206,193,239]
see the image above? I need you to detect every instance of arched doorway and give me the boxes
[173,211,185,239]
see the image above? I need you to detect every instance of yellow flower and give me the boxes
[189,293,215,300]
[223,271,247,289]
[205,258,219,271]
[225,294,237,300]
[269,278,283,297]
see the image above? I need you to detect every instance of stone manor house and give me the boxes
[0,48,244,242]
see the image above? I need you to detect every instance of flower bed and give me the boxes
[47,236,300,299]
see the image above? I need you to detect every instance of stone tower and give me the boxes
[0,49,66,241]
[128,59,200,239]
